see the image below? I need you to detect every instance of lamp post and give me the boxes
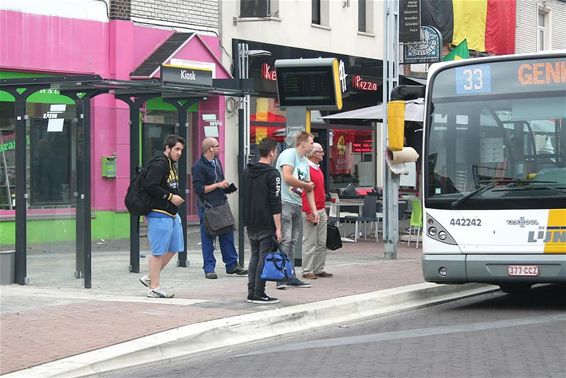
[237,42,271,267]
[238,44,271,163]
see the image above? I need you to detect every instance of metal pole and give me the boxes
[81,96,92,288]
[14,94,27,285]
[129,103,141,273]
[177,104,189,268]
[383,0,400,260]
[237,43,246,267]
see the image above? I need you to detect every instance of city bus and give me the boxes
[421,51,566,293]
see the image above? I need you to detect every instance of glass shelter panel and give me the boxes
[25,101,79,286]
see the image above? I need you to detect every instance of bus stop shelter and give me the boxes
[0,74,250,288]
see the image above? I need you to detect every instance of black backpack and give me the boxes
[124,155,165,216]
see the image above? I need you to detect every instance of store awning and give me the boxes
[323,98,425,122]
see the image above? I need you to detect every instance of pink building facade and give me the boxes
[0,8,229,244]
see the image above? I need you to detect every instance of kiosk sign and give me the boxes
[160,64,213,87]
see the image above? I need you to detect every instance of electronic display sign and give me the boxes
[275,58,343,110]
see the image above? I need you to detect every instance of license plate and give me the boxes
[507,265,539,277]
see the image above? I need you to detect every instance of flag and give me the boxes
[422,0,516,55]
[443,39,469,61]
[453,0,487,52]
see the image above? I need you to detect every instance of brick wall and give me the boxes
[516,0,566,53]
[131,0,219,29]
[110,0,131,20]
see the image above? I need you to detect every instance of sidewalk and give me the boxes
[0,229,490,377]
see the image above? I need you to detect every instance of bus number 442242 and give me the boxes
[450,218,482,226]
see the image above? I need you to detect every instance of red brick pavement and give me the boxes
[0,242,424,375]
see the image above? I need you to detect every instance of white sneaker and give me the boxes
[147,287,174,298]
[139,275,150,288]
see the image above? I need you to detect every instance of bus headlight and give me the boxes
[425,214,457,245]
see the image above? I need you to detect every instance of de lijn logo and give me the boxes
[527,226,566,243]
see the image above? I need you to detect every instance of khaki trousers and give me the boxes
[302,209,328,274]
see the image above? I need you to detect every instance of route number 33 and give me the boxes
[455,65,491,94]
[463,68,483,90]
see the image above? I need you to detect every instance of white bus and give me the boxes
[421,51,566,293]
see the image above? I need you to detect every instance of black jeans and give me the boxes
[247,229,273,298]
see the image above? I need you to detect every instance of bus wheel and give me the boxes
[499,283,532,294]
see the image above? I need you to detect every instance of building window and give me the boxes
[358,0,367,32]
[240,0,271,18]
[537,6,550,51]
[312,0,321,24]
[312,0,329,26]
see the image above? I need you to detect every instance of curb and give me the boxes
[4,282,498,378]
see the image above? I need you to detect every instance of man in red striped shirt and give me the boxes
[301,143,333,280]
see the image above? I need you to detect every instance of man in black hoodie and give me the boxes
[243,138,282,304]
[139,134,185,298]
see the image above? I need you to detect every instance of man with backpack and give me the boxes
[192,137,247,279]
[243,138,282,304]
[138,134,185,298]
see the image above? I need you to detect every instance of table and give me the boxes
[325,200,365,242]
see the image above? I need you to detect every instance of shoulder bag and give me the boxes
[261,243,294,281]
[204,201,235,237]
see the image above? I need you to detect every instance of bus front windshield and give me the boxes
[426,57,566,210]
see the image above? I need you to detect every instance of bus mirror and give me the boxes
[390,85,425,101]
[387,100,405,151]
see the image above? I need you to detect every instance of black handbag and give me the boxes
[204,202,235,236]
[326,224,342,250]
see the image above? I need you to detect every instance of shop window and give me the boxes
[249,97,287,162]
[142,109,177,165]
[0,102,76,210]
[328,129,375,191]
[0,102,15,210]
[29,118,74,207]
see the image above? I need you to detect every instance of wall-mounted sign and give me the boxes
[262,63,277,81]
[170,58,216,78]
[351,75,378,91]
[400,0,421,43]
[160,64,213,86]
[404,26,441,64]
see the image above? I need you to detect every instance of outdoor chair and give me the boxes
[407,197,423,248]
[344,196,380,242]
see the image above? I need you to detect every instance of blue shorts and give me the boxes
[146,212,184,256]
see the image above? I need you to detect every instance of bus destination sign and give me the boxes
[434,57,566,98]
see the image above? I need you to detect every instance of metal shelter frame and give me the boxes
[0,74,250,288]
